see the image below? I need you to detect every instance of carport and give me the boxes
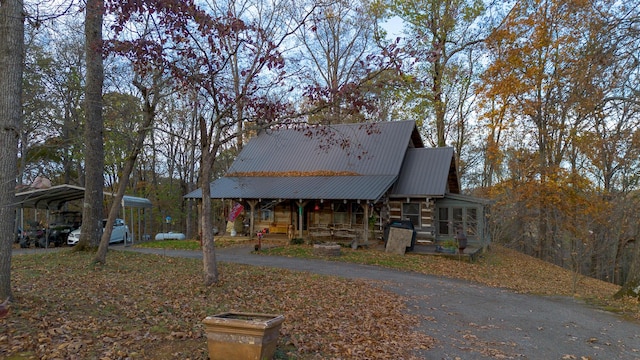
[14,184,152,245]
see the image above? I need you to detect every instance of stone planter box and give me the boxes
[202,312,285,360]
[313,243,341,256]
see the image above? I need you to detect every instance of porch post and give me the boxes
[296,200,307,239]
[363,203,369,245]
[247,200,258,239]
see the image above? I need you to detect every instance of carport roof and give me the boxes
[15,184,152,209]
[15,184,86,210]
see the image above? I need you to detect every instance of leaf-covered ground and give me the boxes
[2,250,433,359]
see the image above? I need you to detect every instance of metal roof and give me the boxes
[184,175,398,201]
[390,147,457,198]
[228,120,420,176]
[15,184,152,209]
[15,184,86,210]
[121,195,153,208]
[183,121,461,201]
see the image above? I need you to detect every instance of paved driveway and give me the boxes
[118,246,640,359]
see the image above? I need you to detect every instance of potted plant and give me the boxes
[202,312,285,360]
[437,239,458,254]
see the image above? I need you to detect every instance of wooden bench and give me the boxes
[269,223,289,234]
[308,227,332,242]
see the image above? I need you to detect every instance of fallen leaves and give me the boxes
[2,250,434,359]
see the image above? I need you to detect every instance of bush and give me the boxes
[290,237,304,245]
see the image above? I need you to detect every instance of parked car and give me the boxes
[67,218,130,246]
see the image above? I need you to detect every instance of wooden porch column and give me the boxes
[247,200,258,239]
[296,200,307,239]
[363,203,369,245]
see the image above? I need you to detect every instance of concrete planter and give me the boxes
[202,312,285,360]
[313,243,341,256]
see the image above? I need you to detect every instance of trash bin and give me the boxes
[383,220,416,252]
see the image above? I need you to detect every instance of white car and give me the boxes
[67,219,131,245]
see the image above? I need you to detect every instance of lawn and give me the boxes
[2,248,431,359]
[3,240,639,359]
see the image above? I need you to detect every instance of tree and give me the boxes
[76,0,105,250]
[94,72,166,264]
[385,0,489,147]
[0,0,25,300]
[293,0,378,124]
[480,0,640,284]
[20,18,85,187]
[106,0,301,285]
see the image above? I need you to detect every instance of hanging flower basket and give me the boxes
[202,312,285,360]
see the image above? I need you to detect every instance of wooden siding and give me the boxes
[388,198,435,241]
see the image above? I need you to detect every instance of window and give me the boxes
[260,209,273,222]
[402,202,421,227]
[351,203,364,225]
[466,208,477,235]
[438,206,480,236]
[333,203,347,224]
[438,207,449,235]
[453,207,463,233]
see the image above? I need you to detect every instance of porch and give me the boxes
[226,232,485,262]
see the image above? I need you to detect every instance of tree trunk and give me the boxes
[200,148,218,285]
[77,0,105,250]
[0,0,24,300]
[615,242,640,299]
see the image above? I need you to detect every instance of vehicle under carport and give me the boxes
[14,184,152,247]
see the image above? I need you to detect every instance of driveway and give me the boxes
[117,245,640,359]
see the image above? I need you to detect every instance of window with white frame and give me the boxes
[259,209,273,222]
[402,202,421,227]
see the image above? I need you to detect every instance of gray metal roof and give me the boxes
[227,120,420,176]
[183,121,460,201]
[390,147,456,198]
[184,175,398,201]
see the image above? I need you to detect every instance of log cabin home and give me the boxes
[185,120,491,250]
